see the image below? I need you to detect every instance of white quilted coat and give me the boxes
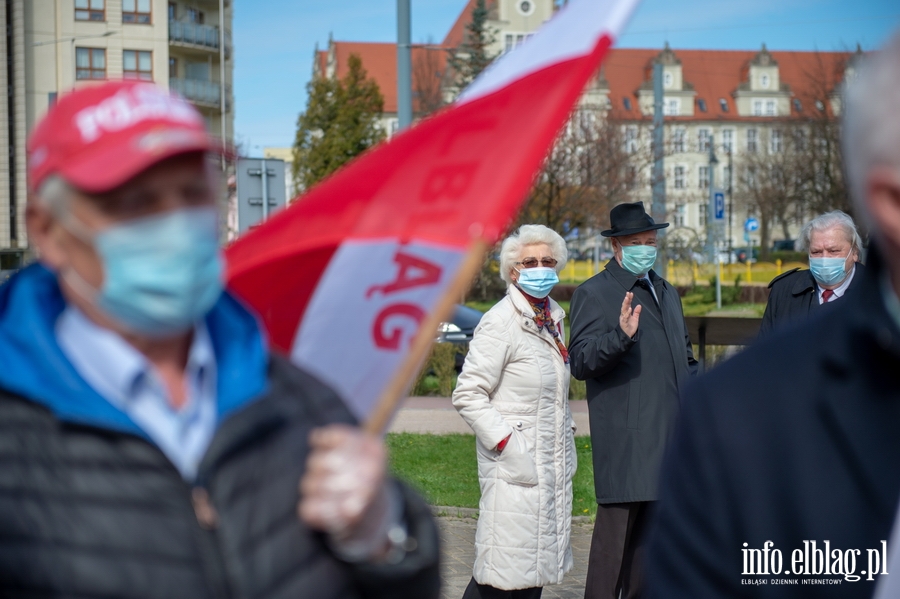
[452,285,576,590]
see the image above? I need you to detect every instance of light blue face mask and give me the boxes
[516,266,559,299]
[64,207,224,337]
[809,256,849,287]
[620,245,657,276]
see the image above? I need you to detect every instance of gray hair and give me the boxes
[798,210,863,254]
[499,224,568,285]
[843,30,900,230]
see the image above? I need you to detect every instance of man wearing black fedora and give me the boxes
[569,201,697,599]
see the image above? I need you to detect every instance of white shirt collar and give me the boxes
[817,263,856,303]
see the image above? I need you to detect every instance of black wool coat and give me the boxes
[0,356,441,599]
[645,250,900,599]
[759,263,866,337]
[568,259,697,504]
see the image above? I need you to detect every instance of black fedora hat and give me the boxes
[601,201,669,237]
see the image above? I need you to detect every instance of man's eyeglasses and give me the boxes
[516,257,558,269]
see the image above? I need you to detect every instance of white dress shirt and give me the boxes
[56,306,217,480]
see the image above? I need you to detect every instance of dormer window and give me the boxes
[793,98,802,112]
[760,73,770,89]
[719,98,729,112]
[664,72,673,88]
[815,100,825,111]
[623,97,632,111]
[664,98,680,116]
[697,99,707,112]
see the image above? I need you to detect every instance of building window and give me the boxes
[700,205,707,228]
[765,100,776,116]
[698,129,711,152]
[124,50,152,80]
[674,204,685,226]
[697,98,707,112]
[663,71,673,88]
[747,166,757,189]
[168,2,176,20]
[770,129,783,153]
[719,98,729,112]
[723,166,732,190]
[793,128,807,151]
[75,47,106,80]
[760,73,770,89]
[664,98,680,116]
[747,128,758,153]
[624,126,638,154]
[75,0,105,21]
[186,7,204,23]
[674,166,685,189]
[699,165,709,189]
[793,98,802,113]
[169,57,178,78]
[122,0,151,23]
[517,0,535,16]
[753,100,763,116]
[623,97,632,111]
[673,128,685,153]
[722,129,734,153]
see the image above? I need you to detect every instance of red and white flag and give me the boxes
[225,0,640,431]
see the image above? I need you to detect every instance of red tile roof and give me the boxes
[442,0,498,48]
[602,48,851,121]
[317,41,449,114]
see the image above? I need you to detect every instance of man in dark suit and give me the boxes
[645,30,900,599]
[569,201,697,599]
[760,210,864,337]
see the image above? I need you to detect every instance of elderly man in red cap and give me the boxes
[0,81,439,598]
[569,201,697,599]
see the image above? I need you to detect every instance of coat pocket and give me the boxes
[626,378,641,430]
[497,422,539,487]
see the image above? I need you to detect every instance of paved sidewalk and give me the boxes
[389,397,590,435]
[437,513,593,599]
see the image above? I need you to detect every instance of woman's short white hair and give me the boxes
[798,210,863,254]
[499,224,568,285]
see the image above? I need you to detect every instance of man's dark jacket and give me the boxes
[645,249,900,598]
[759,263,865,337]
[0,265,440,599]
[568,259,697,504]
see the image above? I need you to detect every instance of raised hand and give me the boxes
[619,291,642,338]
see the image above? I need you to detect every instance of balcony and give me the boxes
[169,77,231,111]
[169,21,224,54]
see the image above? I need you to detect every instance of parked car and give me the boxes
[772,239,798,251]
[734,247,759,264]
[437,304,484,372]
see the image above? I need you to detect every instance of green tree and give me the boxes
[293,54,385,191]
[447,0,497,93]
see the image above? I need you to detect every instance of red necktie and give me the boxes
[822,289,834,303]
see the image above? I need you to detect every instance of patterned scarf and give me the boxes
[529,299,569,364]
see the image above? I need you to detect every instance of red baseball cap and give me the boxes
[27,80,214,194]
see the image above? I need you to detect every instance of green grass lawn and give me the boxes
[387,432,598,518]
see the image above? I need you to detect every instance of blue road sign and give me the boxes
[744,217,760,232]
[714,192,725,220]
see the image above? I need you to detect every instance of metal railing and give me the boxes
[169,21,219,50]
[169,77,230,110]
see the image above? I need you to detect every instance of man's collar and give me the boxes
[605,258,656,288]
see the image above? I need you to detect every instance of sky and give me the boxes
[232,0,900,153]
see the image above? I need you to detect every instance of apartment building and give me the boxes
[0,0,234,267]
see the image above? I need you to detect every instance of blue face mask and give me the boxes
[516,266,559,298]
[809,256,849,287]
[64,207,224,337]
[620,245,657,276]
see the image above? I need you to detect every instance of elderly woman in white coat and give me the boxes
[452,224,577,599]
